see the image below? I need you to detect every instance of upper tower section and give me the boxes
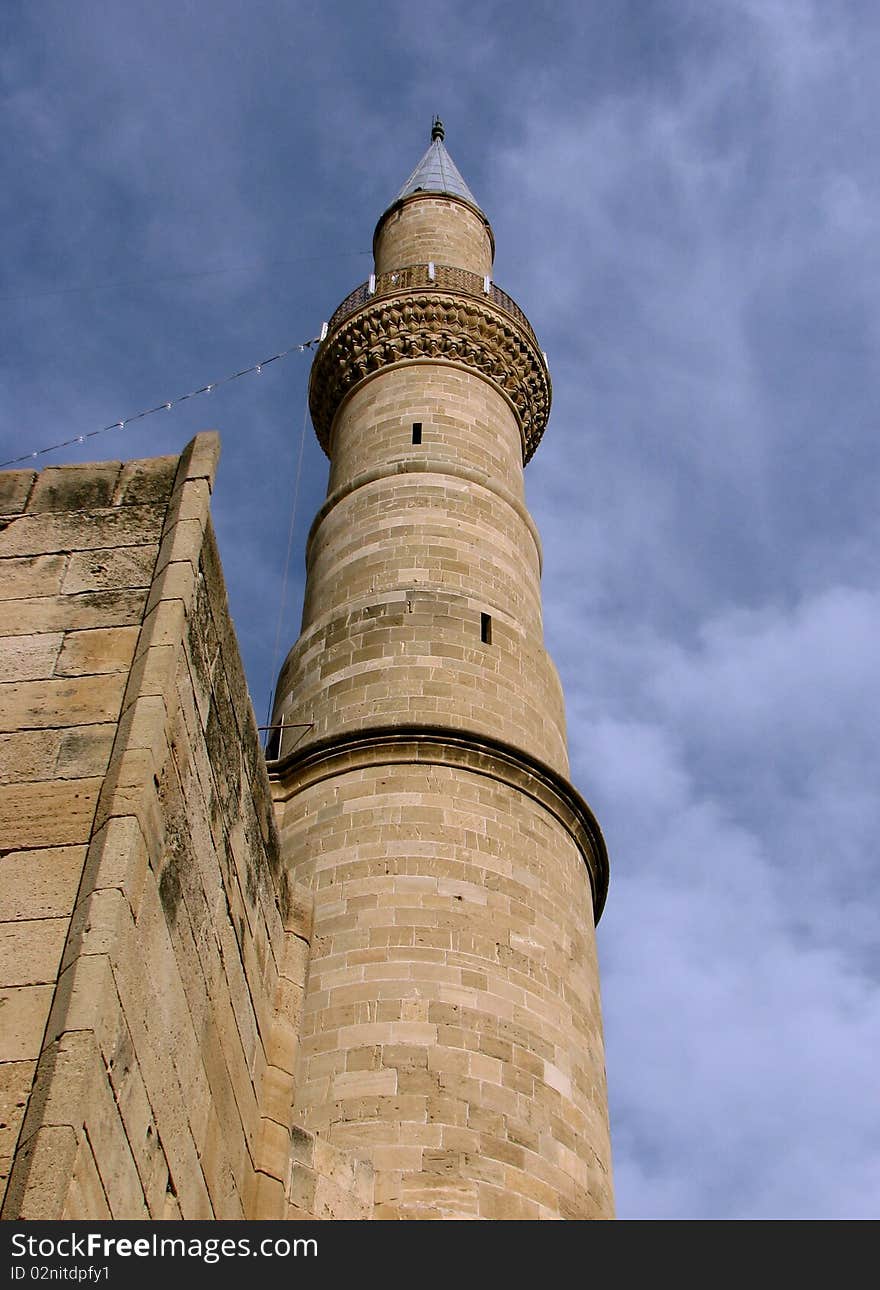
[373,116,495,276]
[309,120,551,465]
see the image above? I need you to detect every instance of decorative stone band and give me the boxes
[304,455,544,573]
[270,724,609,922]
[309,292,552,465]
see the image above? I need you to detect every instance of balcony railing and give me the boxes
[326,263,538,343]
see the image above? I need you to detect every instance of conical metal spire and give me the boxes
[391,121,482,211]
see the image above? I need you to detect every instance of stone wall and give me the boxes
[0,436,372,1220]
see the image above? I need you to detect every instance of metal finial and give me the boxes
[431,116,445,142]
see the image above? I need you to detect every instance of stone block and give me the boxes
[111,1005,213,1219]
[166,479,212,531]
[0,505,165,560]
[18,1033,95,1142]
[0,730,62,784]
[62,545,158,595]
[0,589,147,635]
[289,1124,315,1167]
[154,512,209,582]
[28,464,121,514]
[0,672,127,732]
[42,955,117,1059]
[113,458,178,507]
[115,693,170,761]
[55,625,140,676]
[55,723,117,778]
[145,560,198,615]
[0,777,102,849]
[313,1134,367,1195]
[369,1144,423,1173]
[257,1062,295,1133]
[0,632,63,682]
[282,882,313,944]
[478,1181,541,1220]
[312,1173,370,1220]
[0,1060,36,1163]
[107,1052,162,1207]
[61,1135,113,1220]
[202,991,260,1157]
[173,433,221,495]
[0,471,36,516]
[245,1168,285,1220]
[125,641,178,700]
[93,749,165,856]
[82,1080,149,1217]
[0,846,85,921]
[138,597,187,652]
[281,929,310,988]
[331,1069,397,1099]
[0,917,68,986]
[255,1116,290,1183]
[0,984,54,1062]
[1,1123,78,1219]
[79,816,150,918]
[0,554,67,601]
[286,1162,316,1215]
[61,886,130,972]
[198,1108,245,1220]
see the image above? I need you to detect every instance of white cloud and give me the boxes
[567,581,880,1216]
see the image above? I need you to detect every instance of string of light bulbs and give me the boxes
[0,334,322,470]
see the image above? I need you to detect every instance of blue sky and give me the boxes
[2,0,878,1219]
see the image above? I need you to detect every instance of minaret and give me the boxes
[270,121,614,1220]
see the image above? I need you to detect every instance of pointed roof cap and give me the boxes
[391,117,484,213]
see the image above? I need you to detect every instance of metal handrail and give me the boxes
[327,264,537,342]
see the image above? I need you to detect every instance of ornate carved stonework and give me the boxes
[309,290,552,463]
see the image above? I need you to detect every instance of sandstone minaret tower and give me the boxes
[270,121,614,1219]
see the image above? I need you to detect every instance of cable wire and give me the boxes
[0,335,321,469]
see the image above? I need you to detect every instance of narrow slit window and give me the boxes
[412,422,422,445]
[481,612,492,644]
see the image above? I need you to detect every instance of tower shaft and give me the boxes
[271,133,613,1219]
